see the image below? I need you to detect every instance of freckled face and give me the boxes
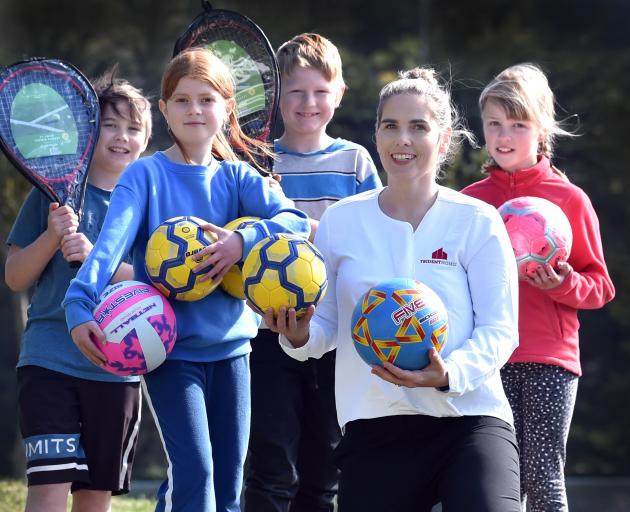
[159,77,232,149]
[482,98,544,172]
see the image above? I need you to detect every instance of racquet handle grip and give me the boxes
[69,260,82,269]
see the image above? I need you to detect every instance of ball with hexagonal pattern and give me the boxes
[498,196,572,279]
[242,234,327,317]
[220,216,261,299]
[145,216,220,301]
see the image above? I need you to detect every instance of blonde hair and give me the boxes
[480,63,575,161]
[161,48,273,171]
[376,67,474,178]
[276,33,345,88]
[93,68,152,144]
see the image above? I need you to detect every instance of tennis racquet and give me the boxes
[0,57,100,266]
[173,1,280,173]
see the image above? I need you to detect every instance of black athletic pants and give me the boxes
[335,414,521,512]
[245,330,340,512]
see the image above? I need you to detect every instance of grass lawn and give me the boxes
[0,480,156,512]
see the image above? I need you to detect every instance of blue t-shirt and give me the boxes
[7,184,136,382]
[274,138,382,221]
[64,152,310,362]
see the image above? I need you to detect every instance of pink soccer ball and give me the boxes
[93,280,177,376]
[498,196,572,279]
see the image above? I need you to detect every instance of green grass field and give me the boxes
[0,480,156,512]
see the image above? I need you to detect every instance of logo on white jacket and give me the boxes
[419,248,456,266]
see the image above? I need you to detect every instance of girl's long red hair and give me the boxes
[161,48,273,171]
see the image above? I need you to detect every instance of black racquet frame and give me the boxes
[0,57,100,267]
[0,57,100,218]
[173,1,280,172]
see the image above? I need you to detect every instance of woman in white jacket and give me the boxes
[263,67,521,512]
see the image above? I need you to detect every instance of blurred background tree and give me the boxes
[1,0,628,479]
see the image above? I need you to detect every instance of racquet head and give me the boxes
[173,2,280,152]
[0,57,100,216]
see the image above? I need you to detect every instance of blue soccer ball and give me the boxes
[351,278,448,370]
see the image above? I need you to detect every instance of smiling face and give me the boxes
[90,102,148,176]
[482,97,544,172]
[376,93,448,183]
[159,76,233,151]
[279,66,343,141]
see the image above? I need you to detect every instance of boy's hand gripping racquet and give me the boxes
[0,57,100,266]
[173,1,280,174]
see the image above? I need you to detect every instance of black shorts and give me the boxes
[17,365,141,494]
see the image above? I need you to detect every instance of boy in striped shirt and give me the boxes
[245,33,381,512]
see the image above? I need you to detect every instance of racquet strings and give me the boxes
[181,15,278,142]
[0,63,98,209]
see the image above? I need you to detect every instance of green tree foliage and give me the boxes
[0,0,628,477]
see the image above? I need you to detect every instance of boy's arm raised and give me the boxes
[5,203,78,291]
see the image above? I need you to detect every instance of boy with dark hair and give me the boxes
[5,72,151,512]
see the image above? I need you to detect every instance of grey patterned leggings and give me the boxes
[501,363,579,512]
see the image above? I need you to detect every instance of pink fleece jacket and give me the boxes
[462,156,615,375]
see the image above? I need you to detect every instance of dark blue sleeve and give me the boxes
[7,188,48,248]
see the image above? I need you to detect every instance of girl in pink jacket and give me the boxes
[462,63,615,512]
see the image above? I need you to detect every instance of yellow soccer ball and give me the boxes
[145,216,220,301]
[220,216,261,299]
[242,234,327,317]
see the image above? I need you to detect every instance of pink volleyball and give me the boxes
[93,280,177,376]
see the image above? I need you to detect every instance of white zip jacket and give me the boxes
[280,187,519,428]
